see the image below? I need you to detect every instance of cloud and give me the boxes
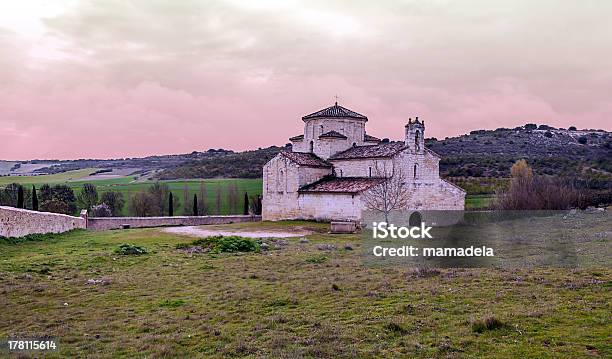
[0,0,610,159]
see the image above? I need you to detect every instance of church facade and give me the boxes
[262,102,465,222]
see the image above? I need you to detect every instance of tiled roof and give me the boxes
[302,103,367,120]
[299,176,385,194]
[329,141,406,160]
[364,133,380,142]
[280,151,332,168]
[319,130,347,139]
[289,134,304,141]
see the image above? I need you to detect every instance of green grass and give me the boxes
[466,194,495,209]
[0,172,262,215]
[0,221,609,358]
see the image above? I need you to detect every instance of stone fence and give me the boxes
[1,205,261,238]
[86,215,262,231]
[0,206,86,238]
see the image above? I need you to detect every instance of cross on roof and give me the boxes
[334,94,340,105]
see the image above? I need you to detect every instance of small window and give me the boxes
[415,130,420,150]
[340,169,343,177]
[368,167,372,177]
[309,141,314,153]
[320,125,324,134]
[413,164,418,179]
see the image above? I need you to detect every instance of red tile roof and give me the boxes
[329,141,406,160]
[299,176,385,194]
[302,103,367,121]
[280,151,332,168]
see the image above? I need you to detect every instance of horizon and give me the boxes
[2,0,612,160]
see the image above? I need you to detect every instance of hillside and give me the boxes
[2,125,610,181]
[428,125,611,178]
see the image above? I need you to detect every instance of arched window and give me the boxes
[409,212,422,227]
[320,124,324,135]
[414,130,420,150]
[352,142,357,147]
[309,141,314,153]
[413,164,418,179]
[339,169,343,177]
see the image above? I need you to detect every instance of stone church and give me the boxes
[262,102,465,221]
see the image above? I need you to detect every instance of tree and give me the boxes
[215,185,222,214]
[17,185,24,208]
[39,184,76,215]
[243,192,249,215]
[77,183,98,211]
[168,192,174,216]
[199,182,209,215]
[100,191,125,216]
[227,183,238,214]
[577,136,588,144]
[193,194,198,216]
[182,183,190,215]
[128,190,157,217]
[148,182,171,216]
[32,185,38,211]
[568,126,577,131]
[91,203,112,217]
[249,195,262,215]
[361,160,410,223]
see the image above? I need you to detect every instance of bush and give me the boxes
[568,126,577,131]
[524,123,537,130]
[472,317,508,333]
[114,243,147,255]
[544,131,553,138]
[100,191,125,216]
[577,136,588,144]
[190,235,259,253]
[91,203,112,217]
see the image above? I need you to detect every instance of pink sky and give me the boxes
[1,0,611,160]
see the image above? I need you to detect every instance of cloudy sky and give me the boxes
[1,0,610,159]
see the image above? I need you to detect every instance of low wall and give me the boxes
[87,215,262,231]
[0,206,86,238]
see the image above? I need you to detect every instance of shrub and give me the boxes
[191,235,259,253]
[305,255,328,264]
[91,203,112,217]
[568,126,577,131]
[544,131,553,138]
[114,243,147,255]
[384,321,409,335]
[40,184,76,215]
[159,299,185,308]
[577,136,588,144]
[77,183,98,211]
[472,317,508,333]
[100,191,125,216]
[524,123,537,130]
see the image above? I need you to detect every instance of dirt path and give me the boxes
[162,226,313,238]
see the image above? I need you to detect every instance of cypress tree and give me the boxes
[32,185,38,211]
[243,192,249,215]
[168,192,174,216]
[193,194,198,216]
[17,185,24,208]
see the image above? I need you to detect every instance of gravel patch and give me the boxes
[163,226,313,239]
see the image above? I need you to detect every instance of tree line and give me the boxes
[0,182,262,217]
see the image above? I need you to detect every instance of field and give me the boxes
[0,219,610,358]
[0,170,262,215]
[1,170,495,215]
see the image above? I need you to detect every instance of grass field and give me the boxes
[0,220,610,358]
[0,170,262,215]
[1,171,494,215]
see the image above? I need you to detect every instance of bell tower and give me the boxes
[405,117,425,154]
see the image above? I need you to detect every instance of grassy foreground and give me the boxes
[0,222,610,358]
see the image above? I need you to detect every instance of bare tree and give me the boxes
[215,184,222,214]
[182,183,190,215]
[227,182,238,214]
[199,182,209,215]
[361,160,410,222]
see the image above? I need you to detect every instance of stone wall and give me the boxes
[87,215,261,231]
[0,206,86,238]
